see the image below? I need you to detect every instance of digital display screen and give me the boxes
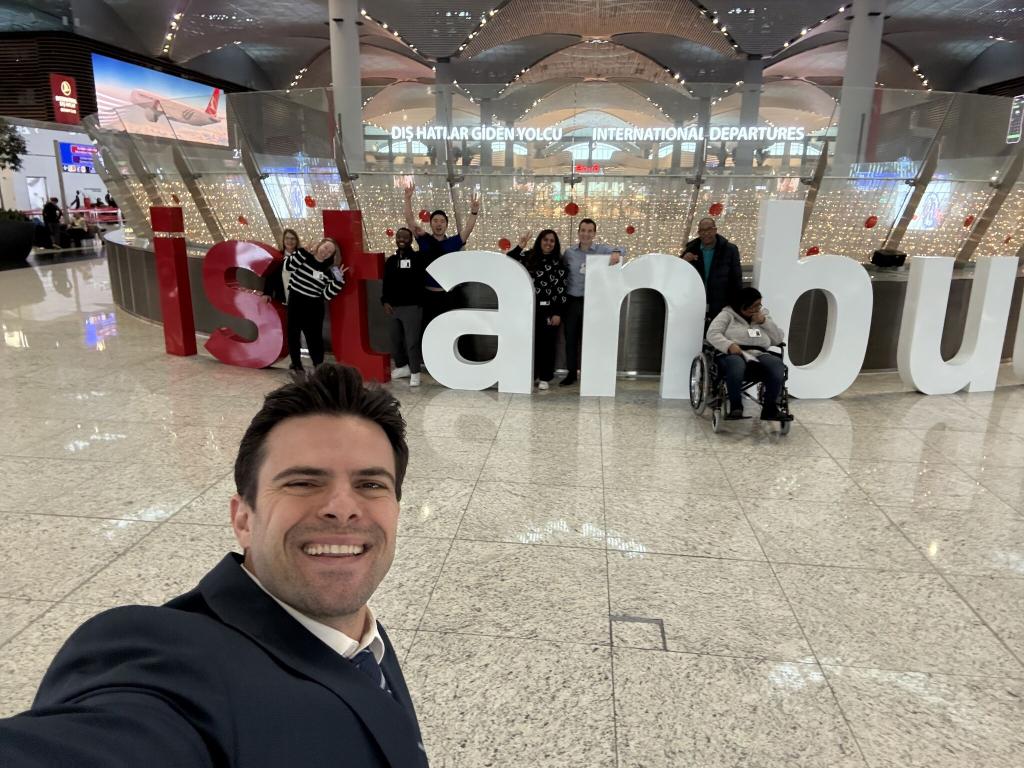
[1007,94,1024,145]
[59,142,97,174]
[91,53,228,146]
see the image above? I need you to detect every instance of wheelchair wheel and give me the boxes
[711,408,722,433]
[779,419,791,436]
[689,355,709,415]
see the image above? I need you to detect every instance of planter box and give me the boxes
[0,219,34,263]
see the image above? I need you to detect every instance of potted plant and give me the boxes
[0,118,32,263]
[0,208,34,263]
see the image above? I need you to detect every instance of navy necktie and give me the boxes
[350,647,392,697]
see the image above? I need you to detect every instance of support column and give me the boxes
[734,57,764,169]
[505,120,515,170]
[835,0,887,168]
[329,0,364,173]
[479,98,493,170]
[434,60,454,167]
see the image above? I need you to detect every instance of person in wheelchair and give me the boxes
[706,287,793,423]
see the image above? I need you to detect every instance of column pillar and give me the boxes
[433,60,454,167]
[328,0,364,172]
[479,98,493,170]
[504,120,515,170]
[734,57,764,169]
[697,97,711,171]
[835,0,887,168]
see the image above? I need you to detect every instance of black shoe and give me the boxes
[559,375,577,387]
[760,409,794,422]
[289,364,305,373]
[725,410,749,421]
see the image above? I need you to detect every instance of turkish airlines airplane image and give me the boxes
[129,88,222,127]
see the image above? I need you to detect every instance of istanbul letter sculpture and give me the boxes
[897,255,1017,394]
[420,250,535,393]
[753,199,874,399]
[580,253,706,398]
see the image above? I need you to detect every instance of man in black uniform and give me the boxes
[680,217,742,319]
[42,197,63,249]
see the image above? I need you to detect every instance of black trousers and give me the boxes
[421,289,452,332]
[717,353,786,412]
[287,293,326,368]
[534,308,560,383]
[562,296,585,378]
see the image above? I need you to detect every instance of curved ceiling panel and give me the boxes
[767,41,921,89]
[463,0,736,59]
[365,0,497,58]
[699,0,852,55]
[515,82,671,125]
[451,34,581,85]
[300,44,435,89]
[613,33,745,83]
[517,41,675,85]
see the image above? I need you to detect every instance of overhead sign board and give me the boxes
[49,74,80,125]
[391,123,806,143]
[58,142,97,174]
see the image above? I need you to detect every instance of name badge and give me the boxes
[399,259,411,269]
[579,263,586,274]
[539,300,550,306]
[747,328,762,338]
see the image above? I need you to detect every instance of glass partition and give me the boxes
[84,81,1024,263]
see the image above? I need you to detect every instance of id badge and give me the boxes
[399,259,411,269]
[539,300,551,306]
[580,263,586,274]
[747,328,762,338]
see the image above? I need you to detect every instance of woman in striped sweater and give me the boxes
[284,236,348,372]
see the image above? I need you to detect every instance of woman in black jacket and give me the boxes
[263,228,302,305]
[506,229,569,390]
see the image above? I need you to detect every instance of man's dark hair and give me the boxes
[430,210,448,224]
[578,218,597,231]
[731,286,762,314]
[698,217,717,230]
[234,364,409,506]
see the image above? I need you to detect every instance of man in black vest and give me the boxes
[0,364,428,768]
[680,217,743,319]
[42,197,63,249]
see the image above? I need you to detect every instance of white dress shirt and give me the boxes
[242,565,385,665]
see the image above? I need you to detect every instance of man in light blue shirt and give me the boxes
[560,218,624,386]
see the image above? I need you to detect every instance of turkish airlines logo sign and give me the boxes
[49,74,80,125]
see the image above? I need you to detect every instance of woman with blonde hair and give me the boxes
[284,236,347,371]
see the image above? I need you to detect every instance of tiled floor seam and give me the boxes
[0,470,230,655]
[706,431,874,768]
[409,393,514,646]
[599,395,622,768]
[821,436,1024,674]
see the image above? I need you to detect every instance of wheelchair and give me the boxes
[689,342,792,435]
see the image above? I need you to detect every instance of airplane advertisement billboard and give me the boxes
[91,53,228,146]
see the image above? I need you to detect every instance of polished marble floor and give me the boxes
[1,256,1023,766]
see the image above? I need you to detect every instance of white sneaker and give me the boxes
[409,373,421,387]
[538,380,549,390]
[392,365,411,380]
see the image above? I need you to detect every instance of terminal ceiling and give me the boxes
[2,0,1022,119]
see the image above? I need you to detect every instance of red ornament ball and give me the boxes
[304,195,317,209]
[385,228,395,238]
[418,209,430,223]
[237,215,248,226]
[864,215,878,229]
[963,215,976,228]
[498,237,512,251]
[805,246,821,256]
[708,202,724,217]
[625,225,636,235]
[564,202,579,217]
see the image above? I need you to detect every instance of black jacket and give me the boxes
[0,553,428,768]
[42,201,62,224]
[682,233,742,318]
[507,245,569,315]
[381,247,426,307]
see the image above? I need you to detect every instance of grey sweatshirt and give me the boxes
[706,306,785,354]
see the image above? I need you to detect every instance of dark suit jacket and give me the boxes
[683,233,743,318]
[0,553,428,768]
